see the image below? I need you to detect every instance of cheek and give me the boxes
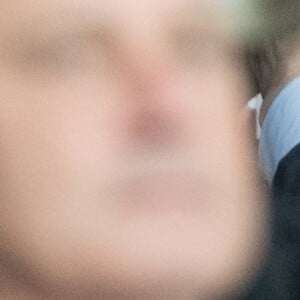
[182,67,250,170]
[0,76,141,259]
[0,81,123,272]
[0,71,127,177]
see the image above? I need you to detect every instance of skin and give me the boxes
[0,1,269,299]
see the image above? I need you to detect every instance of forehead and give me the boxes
[0,0,221,17]
[0,0,231,35]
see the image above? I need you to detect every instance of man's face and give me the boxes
[0,1,268,299]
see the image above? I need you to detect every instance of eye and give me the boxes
[20,39,87,71]
[14,34,107,76]
[172,27,238,72]
[172,28,206,63]
[172,27,230,69]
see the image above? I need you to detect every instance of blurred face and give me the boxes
[0,1,268,299]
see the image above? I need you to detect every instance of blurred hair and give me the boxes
[245,0,300,95]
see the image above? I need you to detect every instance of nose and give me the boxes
[116,37,186,151]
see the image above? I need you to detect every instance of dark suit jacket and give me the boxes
[242,143,300,300]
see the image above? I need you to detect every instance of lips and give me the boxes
[109,170,212,216]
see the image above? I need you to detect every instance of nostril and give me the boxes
[132,109,178,149]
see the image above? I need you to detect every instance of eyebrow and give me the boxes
[1,4,108,38]
[0,11,113,52]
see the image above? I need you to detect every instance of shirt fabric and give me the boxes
[259,76,300,182]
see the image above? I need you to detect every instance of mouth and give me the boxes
[104,158,213,215]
